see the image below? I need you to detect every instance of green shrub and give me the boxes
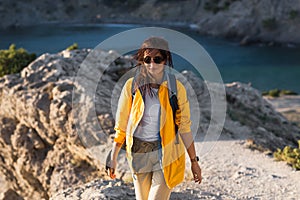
[66,43,78,51]
[103,0,141,9]
[262,89,298,97]
[204,0,222,14]
[204,0,239,13]
[0,44,36,77]
[280,89,298,96]
[289,10,298,20]
[262,18,277,30]
[268,88,280,97]
[274,140,300,170]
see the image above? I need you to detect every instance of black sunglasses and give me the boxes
[143,56,164,64]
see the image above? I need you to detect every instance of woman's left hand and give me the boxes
[191,162,202,184]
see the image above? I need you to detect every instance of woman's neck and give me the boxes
[152,72,164,84]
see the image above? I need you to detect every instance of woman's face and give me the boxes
[143,51,166,81]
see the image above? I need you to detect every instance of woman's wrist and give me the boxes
[190,156,199,163]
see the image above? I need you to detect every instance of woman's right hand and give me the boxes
[108,159,117,179]
[107,142,122,179]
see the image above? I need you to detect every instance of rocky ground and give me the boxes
[51,134,300,200]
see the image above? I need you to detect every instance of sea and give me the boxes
[0,23,299,93]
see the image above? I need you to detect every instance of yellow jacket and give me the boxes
[114,76,191,188]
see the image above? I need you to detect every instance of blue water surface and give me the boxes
[1,23,299,93]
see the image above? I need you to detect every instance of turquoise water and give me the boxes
[1,23,299,93]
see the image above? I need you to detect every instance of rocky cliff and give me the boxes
[0,48,299,199]
[1,0,300,45]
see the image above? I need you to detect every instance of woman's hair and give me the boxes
[133,37,173,96]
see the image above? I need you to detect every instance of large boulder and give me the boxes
[0,48,134,199]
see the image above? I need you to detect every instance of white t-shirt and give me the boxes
[134,88,160,141]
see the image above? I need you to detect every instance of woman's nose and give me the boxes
[150,62,156,67]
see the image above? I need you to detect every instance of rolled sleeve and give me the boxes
[113,127,126,144]
[113,78,133,144]
[176,81,192,134]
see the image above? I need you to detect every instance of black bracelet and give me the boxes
[191,156,199,162]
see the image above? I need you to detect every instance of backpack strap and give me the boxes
[131,76,136,98]
[167,73,180,144]
[131,71,180,144]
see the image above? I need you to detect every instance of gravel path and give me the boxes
[171,139,300,199]
[52,138,300,200]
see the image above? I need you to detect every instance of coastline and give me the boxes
[2,19,300,49]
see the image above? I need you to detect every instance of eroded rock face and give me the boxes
[0,49,134,199]
[225,82,300,150]
[0,49,299,199]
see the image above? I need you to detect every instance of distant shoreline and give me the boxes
[1,23,300,94]
[3,19,300,49]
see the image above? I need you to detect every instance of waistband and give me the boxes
[132,137,161,153]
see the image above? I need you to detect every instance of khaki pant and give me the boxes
[131,137,172,200]
[133,169,172,200]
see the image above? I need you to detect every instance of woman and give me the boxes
[108,37,202,200]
